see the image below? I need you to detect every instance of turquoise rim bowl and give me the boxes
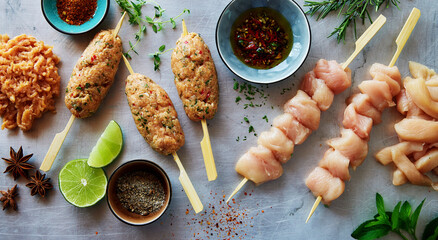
[216,0,311,84]
[41,0,110,35]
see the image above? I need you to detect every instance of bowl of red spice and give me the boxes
[41,0,110,35]
[107,160,172,226]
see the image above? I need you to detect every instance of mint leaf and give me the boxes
[392,202,401,230]
[352,220,391,240]
[423,217,438,240]
[411,199,425,232]
[400,200,412,229]
[376,193,386,219]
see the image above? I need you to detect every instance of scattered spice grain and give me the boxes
[116,170,165,216]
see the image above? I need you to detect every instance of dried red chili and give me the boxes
[57,0,98,25]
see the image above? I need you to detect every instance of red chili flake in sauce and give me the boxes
[57,0,98,25]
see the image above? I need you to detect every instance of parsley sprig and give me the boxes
[148,45,173,71]
[352,193,438,240]
[304,0,400,43]
[115,0,189,59]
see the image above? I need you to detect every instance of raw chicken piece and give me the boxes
[373,72,401,96]
[283,90,321,131]
[305,167,345,205]
[347,94,381,124]
[314,59,352,94]
[426,76,438,102]
[391,149,434,187]
[235,145,283,185]
[327,128,368,168]
[300,71,334,111]
[369,63,402,83]
[272,113,312,145]
[374,141,424,165]
[395,118,438,143]
[393,169,408,186]
[405,76,438,119]
[409,61,436,80]
[257,127,294,164]
[396,90,432,120]
[358,80,394,111]
[415,148,438,173]
[343,103,373,139]
[319,148,351,181]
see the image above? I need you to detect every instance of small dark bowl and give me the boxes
[107,160,172,226]
[41,0,110,35]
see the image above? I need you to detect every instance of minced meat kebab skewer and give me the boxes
[40,13,127,172]
[123,55,203,214]
[305,8,420,223]
[226,15,387,203]
[170,20,219,181]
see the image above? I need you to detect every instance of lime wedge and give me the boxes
[88,120,123,168]
[59,159,107,208]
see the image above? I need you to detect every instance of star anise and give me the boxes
[26,170,53,197]
[2,146,35,180]
[0,184,18,211]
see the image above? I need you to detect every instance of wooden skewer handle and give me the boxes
[113,11,126,38]
[40,115,76,172]
[342,15,386,70]
[173,152,203,213]
[200,120,217,181]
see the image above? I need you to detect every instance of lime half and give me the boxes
[59,159,107,208]
[88,120,123,168]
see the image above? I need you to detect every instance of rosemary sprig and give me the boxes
[115,0,189,59]
[304,0,400,43]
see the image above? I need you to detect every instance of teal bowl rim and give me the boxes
[215,0,312,84]
[41,0,110,35]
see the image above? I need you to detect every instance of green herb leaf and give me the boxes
[391,202,401,230]
[159,44,165,52]
[352,220,391,240]
[411,199,425,232]
[376,193,386,218]
[423,217,438,240]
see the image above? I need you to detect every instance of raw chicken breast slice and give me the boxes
[358,80,394,111]
[347,94,381,124]
[319,148,351,181]
[374,141,424,165]
[391,149,433,187]
[300,71,334,111]
[343,103,373,139]
[327,128,368,168]
[369,63,402,83]
[235,145,283,185]
[305,167,345,205]
[314,59,352,94]
[257,127,294,164]
[273,113,312,145]
[415,148,438,173]
[409,61,436,80]
[393,169,408,186]
[426,76,438,102]
[373,72,401,96]
[396,90,432,120]
[284,90,321,130]
[395,118,438,143]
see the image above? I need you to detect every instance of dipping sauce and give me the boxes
[230,7,293,69]
[57,0,97,25]
[116,170,165,216]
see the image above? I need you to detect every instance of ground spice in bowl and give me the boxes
[107,160,171,226]
[57,0,97,25]
[116,170,166,216]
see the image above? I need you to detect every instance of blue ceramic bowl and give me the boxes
[216,0,311,84]
[41,0,110,35]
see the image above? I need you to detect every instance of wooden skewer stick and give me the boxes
[227,15,387,206]
[307,9,420,223]
[40,13,127,172]
[123,54,203,213]
[180,19,218,181]
[226,178,248,203]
